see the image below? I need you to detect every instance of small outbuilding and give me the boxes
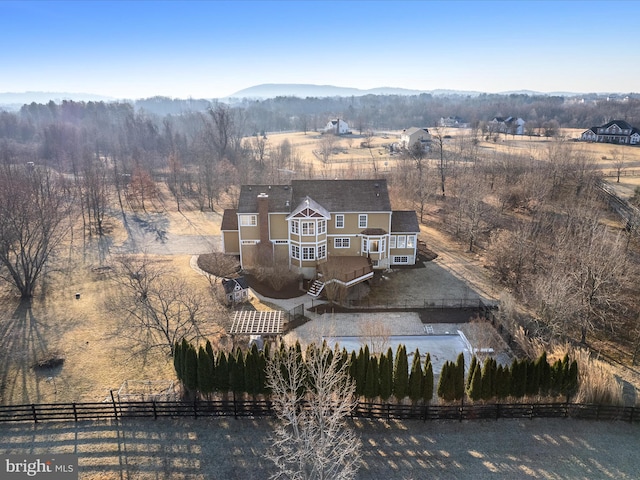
[222,277,250,305]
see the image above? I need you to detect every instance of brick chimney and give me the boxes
[257,193,273,264]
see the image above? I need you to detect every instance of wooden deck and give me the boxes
[318,256,373,286]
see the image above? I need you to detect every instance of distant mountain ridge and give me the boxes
[226,83,469,99]
[226,83,587,99]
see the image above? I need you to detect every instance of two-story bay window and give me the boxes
[334,238,350,248]
[240,215,257,226]
[302,221,315,236]
[358,214,368,228]
[291,220,299,234]
[302,247,315,260]
[291,245,300,259]
[335,215,344,228]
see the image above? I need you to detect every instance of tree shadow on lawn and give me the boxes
[0,298,83,405]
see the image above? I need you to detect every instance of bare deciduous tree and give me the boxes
[107,255,217,356]
[265,343,361,480]
[0,165,71,298]
[318,133,337,164]
[358,319,391,354]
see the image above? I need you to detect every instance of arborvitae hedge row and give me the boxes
[172,340,578,405]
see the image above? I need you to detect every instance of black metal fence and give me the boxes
[0,399,637,424]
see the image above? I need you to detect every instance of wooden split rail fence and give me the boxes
[0,399,638,424]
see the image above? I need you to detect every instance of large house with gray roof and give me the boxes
[580,120,640,145]
[221,179,420,296]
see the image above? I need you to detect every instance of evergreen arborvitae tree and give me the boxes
[379,353,392,401]
[245,343,260,396]
[525,358,538,397]
[510,358,526,398]
[349,350,358,387]
[393,345,409,401]
[454,353,465,401]
[422,358,434,404]
[408,349,423,403]
[359,345,370,395]
[257,349,267,395]
[480,358,497,401]
[179,338,190,382]
[468,360,483,401]
[495,364,511,400]
[536,352,551,397]
[213,351,229,393]
[173,341,183,382]
[437,361,454,402]
[550,359,563,397]
[229,347,246,395]
[364,356,379,400]
[205,340,214,365]
[565,359,579,400]
[198,345,214,396]
[183,344,199,393]
[467,356,478,392]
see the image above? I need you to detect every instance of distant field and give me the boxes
[263,127,640,199]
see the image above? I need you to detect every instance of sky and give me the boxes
[2,0,639,99]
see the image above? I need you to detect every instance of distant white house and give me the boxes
[399,127,431,150]
[324,118,350,135]
[489,116,525,135]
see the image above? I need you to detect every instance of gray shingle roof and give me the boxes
[391,211,420,233]
[290,179,391,212]
[237,185,292,213]
[237,179,393,214]
[221,209,238,230]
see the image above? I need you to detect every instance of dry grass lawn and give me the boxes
[0,417,639,479]
[0,185,230,406]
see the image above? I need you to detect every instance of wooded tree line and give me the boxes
[173,340,579,404]
[389,136,640,351]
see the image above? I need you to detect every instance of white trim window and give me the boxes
[407,235,416,248]
[291,220,299,234]
[274,240,289,244]
[389,235,396,248]
[393,256,409,264]
[240,215,257,226]
[362,238,368,253]
[317,244,326,259]
[291,245,300,259]
[302,221,315,236]
[334,238,350,248]
[318,220,326,234]
[241,240,258,245]
[358,214,367,228]
[302,247,315,260]
[335,214,344,228]
[397,235,406,248]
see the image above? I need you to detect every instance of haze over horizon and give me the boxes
[3,1,639,100]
